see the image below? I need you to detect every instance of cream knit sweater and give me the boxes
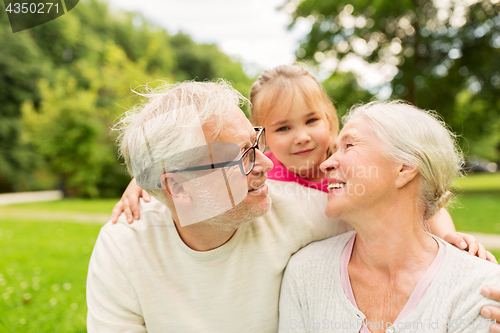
[279,231,500,333]
[87,180,351,333]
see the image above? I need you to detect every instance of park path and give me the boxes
[0,190,110,224]
[0,210,110,224]
[468,233,500,250]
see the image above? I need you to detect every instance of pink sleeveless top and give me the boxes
[265,152,328,193]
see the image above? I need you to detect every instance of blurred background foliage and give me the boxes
[1,0,499,198]
[288,0,500,161]
[0,0,253,196]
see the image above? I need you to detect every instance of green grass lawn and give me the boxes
[449,172,500,235]
[0,199,118,332]
[0,220,102,332]
[452,172,500,192]
[450,191,500,234]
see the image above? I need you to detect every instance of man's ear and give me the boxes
[395,164,419,189]
[160,173,192,206]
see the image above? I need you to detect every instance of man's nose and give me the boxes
[251,149,273,174]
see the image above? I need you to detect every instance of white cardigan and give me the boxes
[279,231,500,333]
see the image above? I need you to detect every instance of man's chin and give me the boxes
[201,195,272,232]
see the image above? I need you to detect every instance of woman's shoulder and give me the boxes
[286,231,355,273]
[429,241,500,325]
[436,241,500,302]
[443,241,500,278]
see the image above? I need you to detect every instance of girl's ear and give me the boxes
[160,173,192,206]
[395,164,419,189]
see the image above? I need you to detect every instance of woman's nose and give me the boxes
[320,153,339,173]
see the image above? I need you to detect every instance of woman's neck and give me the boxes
[349,205,438,274]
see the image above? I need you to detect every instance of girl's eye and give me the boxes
[277,126,289,132]
[306,118,318,125]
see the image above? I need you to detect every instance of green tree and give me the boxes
[170,33,253,94]
[1,0,253,195]
[0,13,49,192]
[22,75,107,197]
[288,0,500,160]
[323,72,373,117]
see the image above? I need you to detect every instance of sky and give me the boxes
[106,0,311,76]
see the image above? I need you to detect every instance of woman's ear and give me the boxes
[161,173,192,206]
[395,164,419,189]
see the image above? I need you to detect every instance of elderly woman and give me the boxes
[278,101,500,333]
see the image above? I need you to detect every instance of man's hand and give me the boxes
[110,179,150,224]
[481,286,500,333]
[442,232,498,264]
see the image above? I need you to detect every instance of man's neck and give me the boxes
[172,218,237,251]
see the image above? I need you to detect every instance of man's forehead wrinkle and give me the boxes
[215,125,253,153]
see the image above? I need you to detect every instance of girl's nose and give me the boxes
[294,129,311,145]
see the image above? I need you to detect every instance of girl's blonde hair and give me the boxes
[249,65,339,152]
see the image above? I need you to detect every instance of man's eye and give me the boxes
[306,118,318,124]
[277,126,289,132]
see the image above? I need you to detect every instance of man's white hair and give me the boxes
[343,101,463,220]
[114,80,247,205]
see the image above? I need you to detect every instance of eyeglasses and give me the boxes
[168,127,266,176]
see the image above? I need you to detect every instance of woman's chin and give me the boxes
[324,206,342,220]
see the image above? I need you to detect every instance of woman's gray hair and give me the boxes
[343,101,463,220]
[114,80,247,205]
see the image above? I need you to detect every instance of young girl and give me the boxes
[111,65,493,261]
[249,65,336,190]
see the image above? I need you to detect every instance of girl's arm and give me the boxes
[110,179,150,224]
[427,208,497,263]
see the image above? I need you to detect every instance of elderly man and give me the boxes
[86,80,347,332]
[87,80,500,333]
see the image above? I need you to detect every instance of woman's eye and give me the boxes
[277,126,289,132]
[345,143,353,149]
[306,118,318,124]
